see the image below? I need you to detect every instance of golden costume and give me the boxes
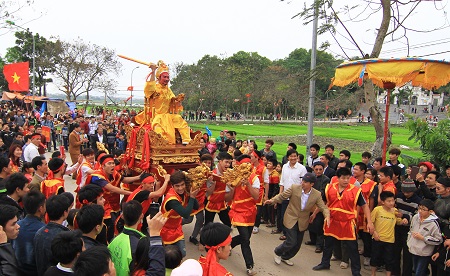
[134,61,190,144]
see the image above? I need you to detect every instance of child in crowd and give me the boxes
[407,199,442,276]
[22,161,34,182]
[370,191,408,275]
[116,133,127,152]
[207,137,217,156]
[240,140,249,154]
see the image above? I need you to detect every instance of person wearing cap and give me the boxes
[392,178,421,276]
[265,172,330,266]
[418,161,433,177]
[134,61,191,145]
[304,161,330,253]
[224,155,260,276]
[313,167,374,274]
[40,158,66,198]
[23,133,41,162]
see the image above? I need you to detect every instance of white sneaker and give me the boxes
[252,226,259,234]
[281,259,294,266]
[364,257,370,266]
[246,268,257,275]
[340,262,349,269]
[274,254,281,265]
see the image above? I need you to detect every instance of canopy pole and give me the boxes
[382,82,395,166]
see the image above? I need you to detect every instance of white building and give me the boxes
[377,84,444,107]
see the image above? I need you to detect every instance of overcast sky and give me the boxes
[2,0,450,98]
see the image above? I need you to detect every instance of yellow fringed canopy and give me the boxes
[330,58,450,90]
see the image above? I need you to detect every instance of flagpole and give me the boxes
[32,33,35,108]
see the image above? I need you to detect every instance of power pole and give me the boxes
[306,0,319,158]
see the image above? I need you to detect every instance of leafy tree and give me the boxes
[51,38,121,101]
[225,51,271,116]
[5,31,56,96]
[407,118,450,168]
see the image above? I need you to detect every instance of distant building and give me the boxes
[377,84,444,107]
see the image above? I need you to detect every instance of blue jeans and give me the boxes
[172,239,186,258]
[412,254,431,276]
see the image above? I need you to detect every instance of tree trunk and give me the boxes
[365,81,391,159]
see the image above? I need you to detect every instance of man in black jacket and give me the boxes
[0,205,20,276]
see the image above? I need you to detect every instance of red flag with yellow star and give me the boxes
[3,62,30,92]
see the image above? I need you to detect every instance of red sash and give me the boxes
[198,256,233,276]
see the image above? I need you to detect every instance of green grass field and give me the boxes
[188,122,423,164]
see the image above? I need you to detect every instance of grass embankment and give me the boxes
[189,122,422,164]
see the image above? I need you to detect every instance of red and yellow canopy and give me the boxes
[330,57,450,90]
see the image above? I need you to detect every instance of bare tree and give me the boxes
[52,38,121,101]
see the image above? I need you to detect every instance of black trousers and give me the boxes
[204,208,231,227]
[320,235,361,276]
[274,223,305,260]
[359,230,372,258]
[231,226,254,269]
[308,212,324,249]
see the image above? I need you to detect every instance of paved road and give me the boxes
[58,152,371,276]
